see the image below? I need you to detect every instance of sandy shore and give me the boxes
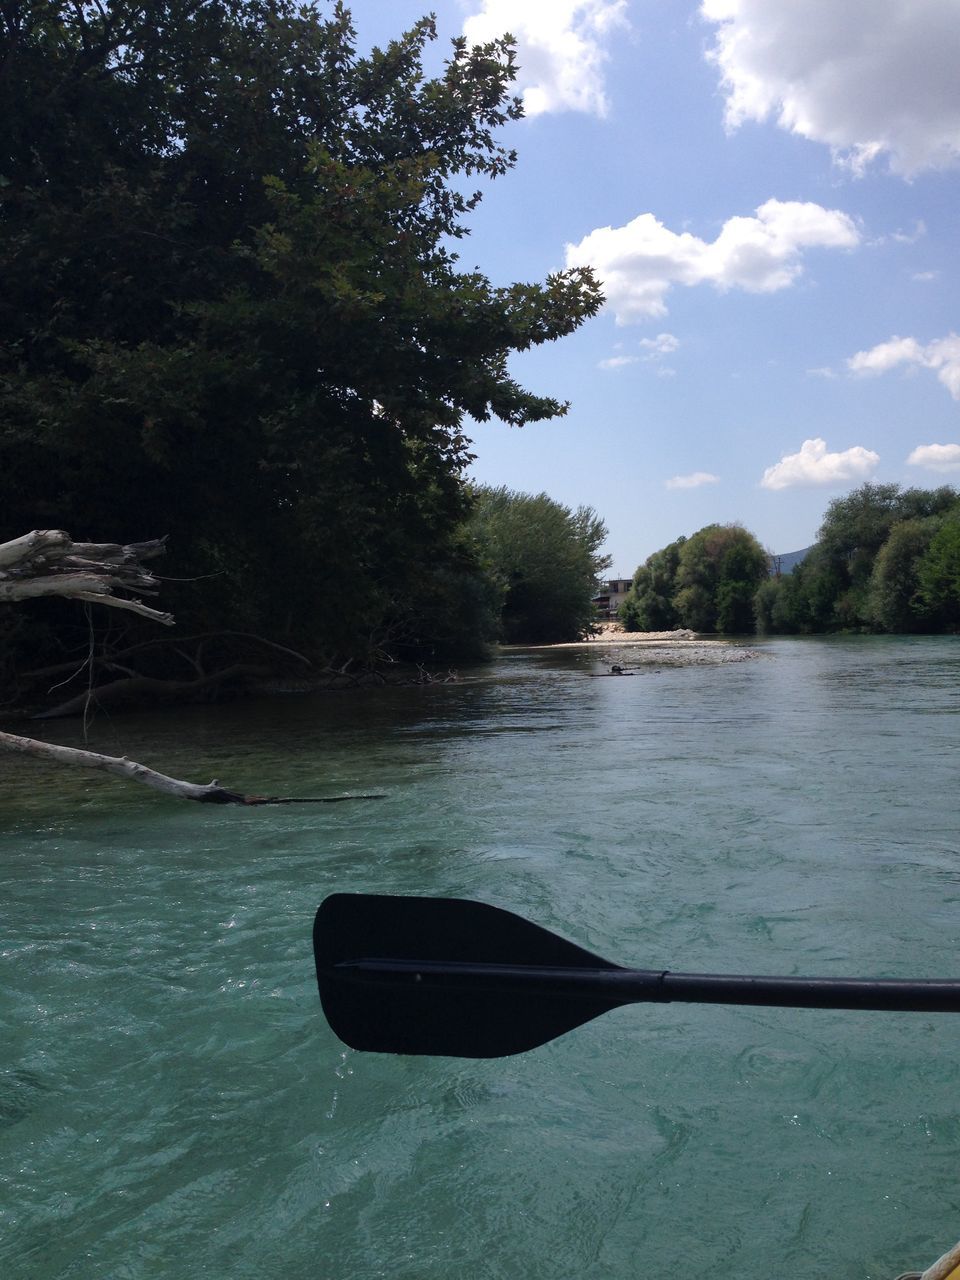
[514,623,763,665]
[525,624,702,650]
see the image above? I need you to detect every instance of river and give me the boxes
[1,635,959,1279]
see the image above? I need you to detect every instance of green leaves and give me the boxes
[1,2,603,671]
[468,486,610,644]
[916,510,960,628]
[629,483,960,639]
[624,525,767,635]
[620,537,686,632]
[759,483,960,635]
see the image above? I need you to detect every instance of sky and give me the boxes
[350,0,960,574]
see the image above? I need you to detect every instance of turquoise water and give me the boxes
[1,635,959,1278]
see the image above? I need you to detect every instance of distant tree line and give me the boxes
[620,483,960,636]
[757,483,960,634]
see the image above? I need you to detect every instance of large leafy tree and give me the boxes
[0,2,601,678]
[866,517,941,633]
[672,524,769,634]
[917,507,960,629]
[622,524,767,635]
[468,486,610,644]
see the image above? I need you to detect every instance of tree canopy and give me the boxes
[917,508,960,629]
[467,486,610,644]
[628,486,960,640]
[759,483,960,634]
[0,1,602,691]
[618,537,686,633]
[621,525,767,635]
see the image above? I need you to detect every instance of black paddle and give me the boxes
[313,893,960,1058]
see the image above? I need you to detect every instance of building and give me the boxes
[592,577,633,618]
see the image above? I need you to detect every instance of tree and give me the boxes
[672,524,768,633]
[867,517,941,633]
[622,524,767,635]
[817,483,907,573]
[752,577,782,634]
[0,2,602,692]
[917,507,960,628]
[812,483,959,629]
[753,557,831,634]
[740,483,960,636]
[619,537,685,632]
[716,538,767,632]
[468,486,610,643]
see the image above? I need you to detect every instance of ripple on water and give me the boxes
[1,637,959,1279]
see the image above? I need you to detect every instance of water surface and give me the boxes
[1,636,959,1278]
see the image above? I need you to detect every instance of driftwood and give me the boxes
[0,731,384,805]
[0,730,255,802]
[0,529,376,805]
[0,529,173,623]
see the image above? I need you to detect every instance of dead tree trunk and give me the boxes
[0,529,173,622]
[0,731,251,802]
[0,730,383,805]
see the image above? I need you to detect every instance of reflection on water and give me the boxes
[1,635,959,1279]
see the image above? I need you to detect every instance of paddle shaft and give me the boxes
[336,958,960,1013]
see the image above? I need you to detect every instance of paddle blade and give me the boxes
[314,893,624,1058]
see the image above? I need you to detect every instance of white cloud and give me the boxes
[848,336,925,375]
[565,199,858,322]
[807,366,837,379]
[891,221,927,244]
[760,437,879,490]
[701,1,960,177]
[599,332,679,370]
[912,271,939,282]
[847,334,960,399]
[907,443,960,473]
[639,332,680,356]
[598,354,639,370]
[462,0,628,117]
[666,471,720,490]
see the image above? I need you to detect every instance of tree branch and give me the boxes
[0,729,247,802]
[0,731,384,805]
[0,527,358,803]
[1,529,370,805]
[0,531,172,621]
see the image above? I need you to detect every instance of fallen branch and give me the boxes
[0,731,384,805]
[1,528,376,805]
[32,662,273,719]
[0,529,71,568]
[0,530,173,623]
[19,631,313,683]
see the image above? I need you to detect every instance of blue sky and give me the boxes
[351,1,960,574]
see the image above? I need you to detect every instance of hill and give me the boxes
[770,547,812,574]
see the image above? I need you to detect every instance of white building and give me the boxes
[592,577,632,618]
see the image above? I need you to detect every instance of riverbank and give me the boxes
[519,624,700,650]
[513,623,764,666]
